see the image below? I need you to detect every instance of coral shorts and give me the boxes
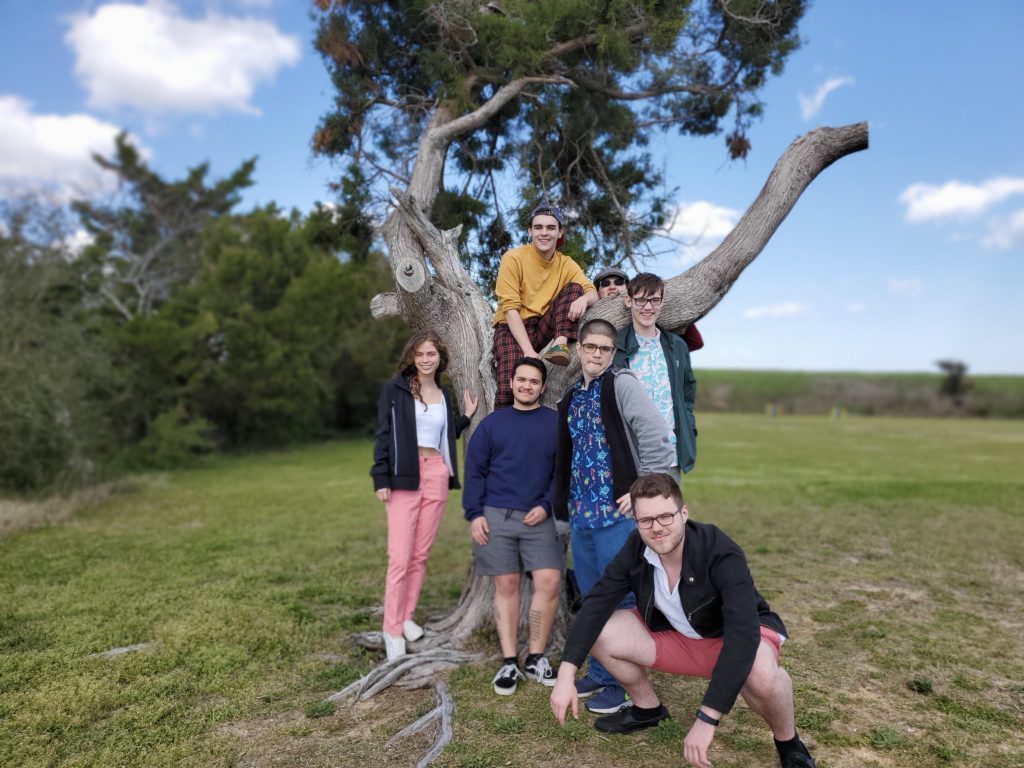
[631,609,783,678]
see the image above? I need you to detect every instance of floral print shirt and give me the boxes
[567,376,622,529]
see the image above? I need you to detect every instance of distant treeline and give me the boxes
[695,369,1024,419]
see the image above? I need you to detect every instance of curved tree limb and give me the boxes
[542,121,870,398]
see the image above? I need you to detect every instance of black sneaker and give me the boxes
[593,704,670,734]
[782,753,816,768]
[492,662,524,696]
[523,656,556,687]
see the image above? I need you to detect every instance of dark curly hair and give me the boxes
[396,330,449,406]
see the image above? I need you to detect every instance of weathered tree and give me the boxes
[74,134,255,321]
[311,1,867,757]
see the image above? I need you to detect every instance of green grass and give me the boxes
[2,414,1023,767]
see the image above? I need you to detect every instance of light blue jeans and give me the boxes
[571,517,636,687]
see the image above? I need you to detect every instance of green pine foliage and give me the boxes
[312,0,806,270]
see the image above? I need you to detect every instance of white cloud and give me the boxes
[0,96,141,202]
[63,228,96,256]
[65,1,301,115]
[981,208,1024,250]
[742,302,810,320]
[666,200,740,264]
[798,76,854,120]
[846,301,865,314]
[899,177,1024,223]
[888,278,924,298]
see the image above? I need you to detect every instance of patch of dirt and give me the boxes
[216,686,438,768]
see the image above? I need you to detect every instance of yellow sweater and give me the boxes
[492,244,594,325]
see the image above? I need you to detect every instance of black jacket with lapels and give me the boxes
[561,520,787,714]
[370,375,470,491]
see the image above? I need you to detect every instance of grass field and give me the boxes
[2,414,1022,768]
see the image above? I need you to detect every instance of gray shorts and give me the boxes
[472,505,566,576]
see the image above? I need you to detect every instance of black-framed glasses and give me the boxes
[634,508,681,529]
[633,296,663,307]
[579,342,614,355]
[599,277,626,288]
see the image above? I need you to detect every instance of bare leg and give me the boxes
[739,641,797,740]
[493,573,520,659]
[527,569,561,655]
[590,610,660,708]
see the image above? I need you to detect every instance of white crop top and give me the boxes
[415,401,445,450]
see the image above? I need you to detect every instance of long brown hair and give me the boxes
[396,329,449,405]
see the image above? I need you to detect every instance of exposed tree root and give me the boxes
[326,648,482,703]
[384,681,455,768]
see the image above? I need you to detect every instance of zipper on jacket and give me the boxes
[391,404,400,475]
[643,568,655,623]
[687,595,715,622]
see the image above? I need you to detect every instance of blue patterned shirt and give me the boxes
[567,376,622,529]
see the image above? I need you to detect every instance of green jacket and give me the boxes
[613,325,697,473]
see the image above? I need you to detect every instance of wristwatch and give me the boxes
[695,709,720,727]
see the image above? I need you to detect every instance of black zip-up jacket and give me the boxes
[370,376,470,491]
[561,520,787,714]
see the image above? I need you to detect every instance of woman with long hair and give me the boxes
[371,330,478,660]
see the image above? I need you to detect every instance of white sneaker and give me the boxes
[402,620,425,642]
[383,633,406,661]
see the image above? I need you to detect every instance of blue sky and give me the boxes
[2,1,1022,374]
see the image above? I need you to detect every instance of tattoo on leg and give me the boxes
[529,608,542,643]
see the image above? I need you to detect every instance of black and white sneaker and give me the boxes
[524,655,557,687]
[492,663,525,696]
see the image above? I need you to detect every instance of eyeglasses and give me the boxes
[598,277,626,288]
[634,508,681,529]
[632,296,663,307]
[579,342,614,355]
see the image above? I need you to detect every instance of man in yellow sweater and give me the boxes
[492,204,598,408]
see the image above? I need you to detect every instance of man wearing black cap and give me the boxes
[594,266,630,300]
[491,204,598,408]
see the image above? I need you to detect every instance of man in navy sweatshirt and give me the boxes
[463,357,563,696]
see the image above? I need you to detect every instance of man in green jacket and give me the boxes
[612,273,697,473]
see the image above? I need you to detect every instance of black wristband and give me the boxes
[695,709,720,727]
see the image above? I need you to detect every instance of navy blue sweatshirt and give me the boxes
[462,405,558,521]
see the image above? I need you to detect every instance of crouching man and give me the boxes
[549,473,816,768]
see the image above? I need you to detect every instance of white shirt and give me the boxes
[643,546,702,639]
[415,401,445,450]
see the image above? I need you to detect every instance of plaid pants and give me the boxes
[492,282,584,409]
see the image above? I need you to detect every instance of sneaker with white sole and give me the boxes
[383,633,406,661]
[574,676,606,699]
[402,619,424,642]
[492,663,525,696]
[523,656,556,687]
[585,684,630,713]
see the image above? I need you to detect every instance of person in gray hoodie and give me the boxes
[552,318,675,714]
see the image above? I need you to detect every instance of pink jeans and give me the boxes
[383,454,450,635]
